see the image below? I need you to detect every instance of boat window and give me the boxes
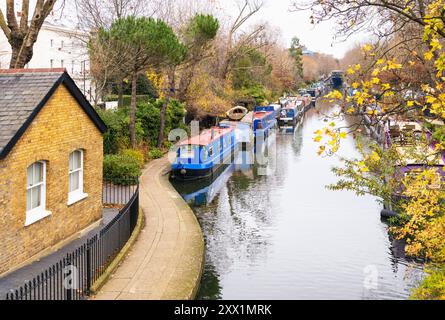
[201,147,208,162]
[209,146,214,157]
[180,145,195,158]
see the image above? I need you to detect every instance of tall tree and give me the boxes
[177,14,219,101]
[103,16,186,148]
[289,36,304,82]
[0,0,59,68]
[218,0,267,80]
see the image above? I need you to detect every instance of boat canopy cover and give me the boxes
[180,127,233,146]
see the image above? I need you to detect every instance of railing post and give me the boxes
[86,239,92,296]
[65,256,72,301]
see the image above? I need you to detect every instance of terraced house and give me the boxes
[0,69,107,276]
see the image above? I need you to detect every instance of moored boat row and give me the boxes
[172,92,316,180]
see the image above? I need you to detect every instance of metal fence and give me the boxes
[6,179,139,300]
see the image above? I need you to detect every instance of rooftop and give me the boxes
[0,68,106,159]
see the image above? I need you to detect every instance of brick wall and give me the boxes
[0,84,103,275]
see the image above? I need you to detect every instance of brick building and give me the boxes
[0,69,107,275]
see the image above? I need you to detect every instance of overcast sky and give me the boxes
[217,0,368,59]
[1,0,366,59]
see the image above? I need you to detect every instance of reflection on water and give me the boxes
[173,103,424,300]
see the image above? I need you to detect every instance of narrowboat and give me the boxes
[278,103,299,128]
[171,126,236,180]
[254,105,281,119]
[253,111,277,139]
[381,120,445,218]
[307,88,318,104]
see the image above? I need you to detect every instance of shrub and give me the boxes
[411,266,445,300]
[104,154,141,185]
[121,149,145,168]
[149,148,164,159]
[97,107,145,154]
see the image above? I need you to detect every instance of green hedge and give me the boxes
[149,148,164,159]
[104,154,141,185]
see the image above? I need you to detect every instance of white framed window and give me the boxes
[68,150,88,205]
[26,161,51,226]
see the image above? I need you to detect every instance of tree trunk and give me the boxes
[129,71,138,148]
[1,0,57,69]
[118,80,124,108]
[157,69,175,148]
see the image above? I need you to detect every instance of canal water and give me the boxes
[172,103,424,300]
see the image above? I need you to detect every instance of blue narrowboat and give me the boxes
[171,127,236,180]
[278,103,301,128]
[253,111,277,138]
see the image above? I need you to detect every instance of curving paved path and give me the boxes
[94,157,205,300]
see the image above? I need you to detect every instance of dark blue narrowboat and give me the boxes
[253,111,277,139]
[278,102,302,128]
[171,126,236,180]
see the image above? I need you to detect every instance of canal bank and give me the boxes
[94,157,204,300]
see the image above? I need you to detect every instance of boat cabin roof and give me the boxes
[180,127,233,147]
[253,111,273,120]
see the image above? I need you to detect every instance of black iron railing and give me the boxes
[5,179,139,300]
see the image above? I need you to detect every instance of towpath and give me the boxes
[94,157,204,300]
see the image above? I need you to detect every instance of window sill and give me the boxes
[67,192,88,206]
[25,209,52,227]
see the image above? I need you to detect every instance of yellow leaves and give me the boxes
[371,77,380,84]
[407,100,415,107]
[146,69,165,98]
[352,82,359,89]
[325,90,343,100]
[362,44,373,52]
[425,51,434,61]
[408,60,416,66]
[346,64,361,75]
[376,59,384,66]
[372,68,380,77]
[358,161,369,172]
[346,107,355,114]
[390,169,445,263]
[370,151,381,162]
[313,125,344,156]
[381,83,391,91]
[386,60,403,70]
[431,38,442,51]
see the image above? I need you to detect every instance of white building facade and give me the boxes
[0,21,95,102]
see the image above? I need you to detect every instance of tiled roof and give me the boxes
[0,69,107,159]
